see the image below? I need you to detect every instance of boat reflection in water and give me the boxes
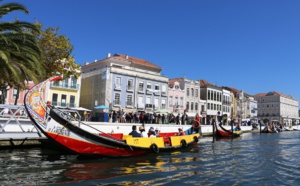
[48,149,200,185]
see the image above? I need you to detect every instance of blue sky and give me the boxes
[3,0,300,107]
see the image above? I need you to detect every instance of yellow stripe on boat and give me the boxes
[170,133,200,146]
[125,137,165,148]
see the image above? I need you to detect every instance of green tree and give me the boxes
[34,22,81,79]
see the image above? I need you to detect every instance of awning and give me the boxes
[185,112,197,118]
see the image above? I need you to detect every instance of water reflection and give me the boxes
[1,132,300,185]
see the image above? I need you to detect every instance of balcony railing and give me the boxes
[114,84,121,90]
[126,85,134,92]
[161,91,167,96]
[113,100,121,106]
[50,83,80,90]
[51,101,77,108]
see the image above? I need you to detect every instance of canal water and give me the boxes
[1,131,300,186]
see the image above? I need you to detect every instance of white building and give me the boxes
[254,91,299,125]
[80,53,169,119]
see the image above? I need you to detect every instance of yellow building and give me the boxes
[46,75,82,109]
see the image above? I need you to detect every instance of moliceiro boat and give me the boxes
[24,76,200,157]
[213,115,242,138]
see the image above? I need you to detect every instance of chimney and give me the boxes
[125,55,129,59]
[107,53,111,58]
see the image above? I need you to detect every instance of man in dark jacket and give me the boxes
[129,125,141,137]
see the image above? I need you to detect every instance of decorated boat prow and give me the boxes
[213,116,242,138]
[24,77,200,157]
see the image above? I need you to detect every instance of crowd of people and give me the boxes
[108,109,202,125]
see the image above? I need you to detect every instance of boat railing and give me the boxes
[52,107,123,141]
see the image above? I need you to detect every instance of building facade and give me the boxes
[1,81,35,105]
[200,80,223,124]
[80,53,169,117]
[168,78,185,114]
[255,91,299,125]
[48,75,82,108]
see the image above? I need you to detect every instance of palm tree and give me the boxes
[0,1,44,84]
[0,1,45,104]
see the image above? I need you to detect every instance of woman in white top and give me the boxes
[139,126,148,137]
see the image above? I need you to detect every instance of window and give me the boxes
[127,79,133,91]
[114,93,120,105]
[115,77,121,89]
[180,97,183,107]
[154,98,159,109]
[187,88,190,96]
[175,97,178,107]
[195,103,198,111]
[155,84,159,91]
[208,90,211,100]
[186,101,189,111]
[61,94,67,107]
[70,95,75,107]
[138,82,144,92]
[71,77,77,89]
[169,96,173,107]
[147,82,151,89]
[12,88,18,99]
[162,85,167,94]
[53,80,59,86]
[161,99,166,109]
[214,91,216,101]
[195,89,198,97]
[63,78,69,88]
[52,93,58,106]
[191,102,194,110]
[191,88,194,97]
[126,95,132,106]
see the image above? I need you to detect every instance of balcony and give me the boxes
[126,101,134,108]
[126,85,134,92]
[113,100,121,106]
[50,82,80,90]
[114,84,122,90]
[146,89,153,95]
[161,91,167,96]
[138,88,144,94]
[51,101,77,108]
[145,104,155,109]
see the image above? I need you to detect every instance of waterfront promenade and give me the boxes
[0,116,253,148]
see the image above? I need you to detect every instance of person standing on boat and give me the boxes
[139,126,148,137]
[129,125,141,137]
[192,119,202,136]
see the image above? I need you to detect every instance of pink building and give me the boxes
[2,81,35,105]
[168,78,185,114]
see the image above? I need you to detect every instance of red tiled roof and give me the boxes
[255,91,294,99]
[199,79,213,86]
[111,54,161,70]
[169,77,184,83]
